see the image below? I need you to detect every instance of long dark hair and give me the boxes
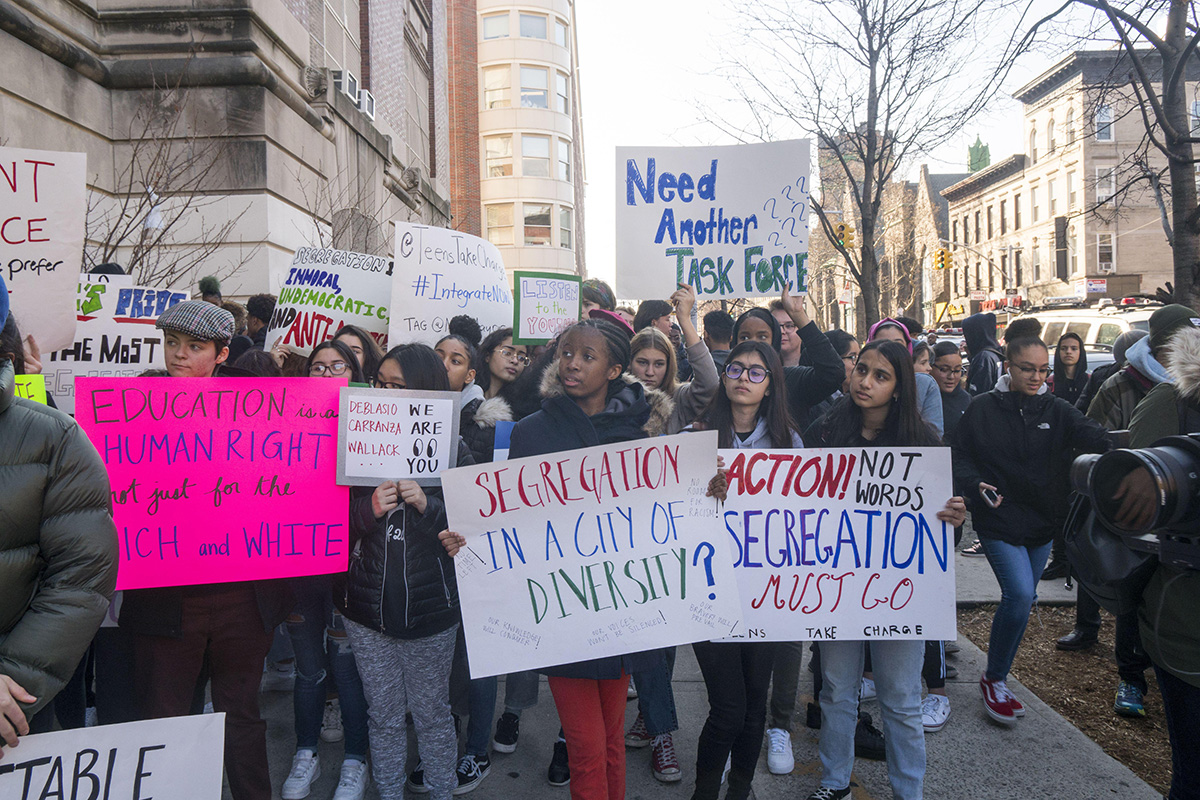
[475,327,518,394]
[818,340,941,447]
[335,324,385,380]
[306,339,366,383]
[379,343,450,391]
[730,307,782,352]
[694,341,798,448]
[632,300,673,333]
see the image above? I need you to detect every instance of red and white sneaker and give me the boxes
[999,683,1025,717]
[980,676,1017,726]
[624,712,651,748]
[650,733,681,783]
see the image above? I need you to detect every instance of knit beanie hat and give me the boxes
[1148,304,1200,353]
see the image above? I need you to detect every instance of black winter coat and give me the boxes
[459,395,513,464]
[343,440,474,639]
[951,380,1110,547]
[963,313,1004,396]
[784,322,845,428]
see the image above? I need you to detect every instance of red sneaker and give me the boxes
[624,712,651,748]
[650,733,681,783]
[1000,683,1026,717]
[980,676,1017,726]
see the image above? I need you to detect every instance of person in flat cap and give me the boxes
[156,299,235,377]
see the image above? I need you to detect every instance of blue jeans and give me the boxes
[633,646,678,736]
[817,640,925,800]
[466,676,497,756]
[981,537,1052,682]
[287,576,369,760]
[502,670,541,714]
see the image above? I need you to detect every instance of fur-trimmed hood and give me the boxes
[1166,324,1200,404]
[471,395,513,428]
[539,368,674,437]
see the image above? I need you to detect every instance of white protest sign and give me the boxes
[338,386,461,486]
[719,447,956,642]
[0,713,225,799]
[390,222,513,346]
[266,247,392,356]
[1,147,87,351]
[512,270,581,345]
[443,430,742,678]
[44,278,188,414]
[615,140,810,301]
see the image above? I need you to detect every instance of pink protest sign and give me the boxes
[76,377,349,590]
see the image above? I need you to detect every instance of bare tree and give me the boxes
[289,160,396,255]
[713,0,1023,327]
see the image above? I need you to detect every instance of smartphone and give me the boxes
[981,487,1000,507]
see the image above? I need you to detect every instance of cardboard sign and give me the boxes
[390,222,514,346]
[615,140,810,301]
[75,377,349,590]
[44,279,188,415]
[14,374,47,404]
[719,447,956,641]
[512,271,582,345]
[266,247,393,356]
[1,147,87,351]
[0,714,225,799]
[337,387,461,486]
[443,430,742,678]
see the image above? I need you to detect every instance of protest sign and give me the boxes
[1,147,87,351]
[14,374,47,403]
[512,271,581,345]
[75,377,349,590]
[337,386,461,486]
[443,430,741,678]
[390,222,513,346]
[44,278,188,415]
[266,247,393,356]
[0,713,225,799]
[615,140,811,301]
[718,447,956,642]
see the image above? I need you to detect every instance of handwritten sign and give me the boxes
[44,278,187,414]
[0,714,225,799]
[337,386,461,486]
[14,374,47,404]
[443,431,741,678]
[615,140,810,301]
[390,222,514,346]
[719,447,956,641]
[75,377,349,590]
[1,147,87,351]
[266,247,393,356]
[512,271,581,345]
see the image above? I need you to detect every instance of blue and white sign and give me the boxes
[615,140,811,300]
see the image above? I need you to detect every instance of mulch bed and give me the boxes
[957,604,1172,796]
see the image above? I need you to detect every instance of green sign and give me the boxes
[511,271,582,345]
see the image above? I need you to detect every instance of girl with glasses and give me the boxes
[931,341,970,439]
[475,327,529,402]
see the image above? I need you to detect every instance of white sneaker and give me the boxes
[627,676,638,699]
[860,676,877,700]
[321,699,344,743]
[281,751,320,800]
[921,694,951,732]
[765,727,794,774]
[333,759,369,800]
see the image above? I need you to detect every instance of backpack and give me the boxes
[1063,492,1158,616]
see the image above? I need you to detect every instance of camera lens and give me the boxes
[1089,440,1200,535]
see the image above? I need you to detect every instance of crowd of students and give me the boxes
[2,268,1199,800]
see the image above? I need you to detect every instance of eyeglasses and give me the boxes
[724,363,769,383]
[842,353,859,365]
[933,364,965,377]
[310,361,350,376]
[779,321,797,332]
[373,379,406,390]
[1010,363,1051,378]
[498,346,530,365]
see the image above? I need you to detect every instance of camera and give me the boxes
[1071,434,1200,570]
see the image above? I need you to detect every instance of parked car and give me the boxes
[1003,297,1161,370]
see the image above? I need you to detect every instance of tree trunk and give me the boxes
[1162,0,1200,306]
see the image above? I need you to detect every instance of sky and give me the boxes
[573,0,1070,290]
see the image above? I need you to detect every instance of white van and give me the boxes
[1004,298,1161,369]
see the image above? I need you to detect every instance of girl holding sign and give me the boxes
[342,344,475,800]
[691,340,802,800]
[799,340,966,800]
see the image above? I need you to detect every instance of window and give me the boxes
[1095,106,1113,141]
[556,72,570,114]
[1001,253,1008,286]
[951,219,958,245]
[1015,249,1023,286]
[1070,230,1078,274]
[486,204,513,246]
[953,269,959,296]
[1014,194,1022,229]
[484,135,512,177]
[560,206,573,249]
[520,66,548,108]
[558,138,571,183]
[1048,179,1057,215]
[1042,321,1065,344]
[1000,199,1007,234]
[1098,233,1115,271]
[1047,118,1057,153]
[521,134,550,177]
[1066,321,1091,339]
[1096,166,1116,201]
[1066,107,1076,142]
[1029,128,1038,163]
[1067,172,1076,208]
[483,65,510,109]
[481,13,508,39]
[519,13,547,38]
[974,211,981,242]
[1097,323,1122,347]
[1192,100,1200,136]
[524,204,551,246]
[1031,185,1040,222]
[974,262,981,290]
[987,206,994,239]
[963,215,970,245]
[555,19,569,49]
[1032,243,1041,282]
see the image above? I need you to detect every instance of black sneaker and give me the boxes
[453,754,490,795]
[806,788,852,800]
[806,702,822,730]
[547,740,570,786]
[855,712,885,760]
[493,712,520,754]
[1041,560,1070,581]
[407,758,428,794]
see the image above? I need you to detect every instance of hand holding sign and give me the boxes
[0,674,35,752]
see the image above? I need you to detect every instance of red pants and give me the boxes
[134,586,274,800]
[548,672,628,800]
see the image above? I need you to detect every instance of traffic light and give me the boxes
[934,249,946,269]
[833,223,856,249]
